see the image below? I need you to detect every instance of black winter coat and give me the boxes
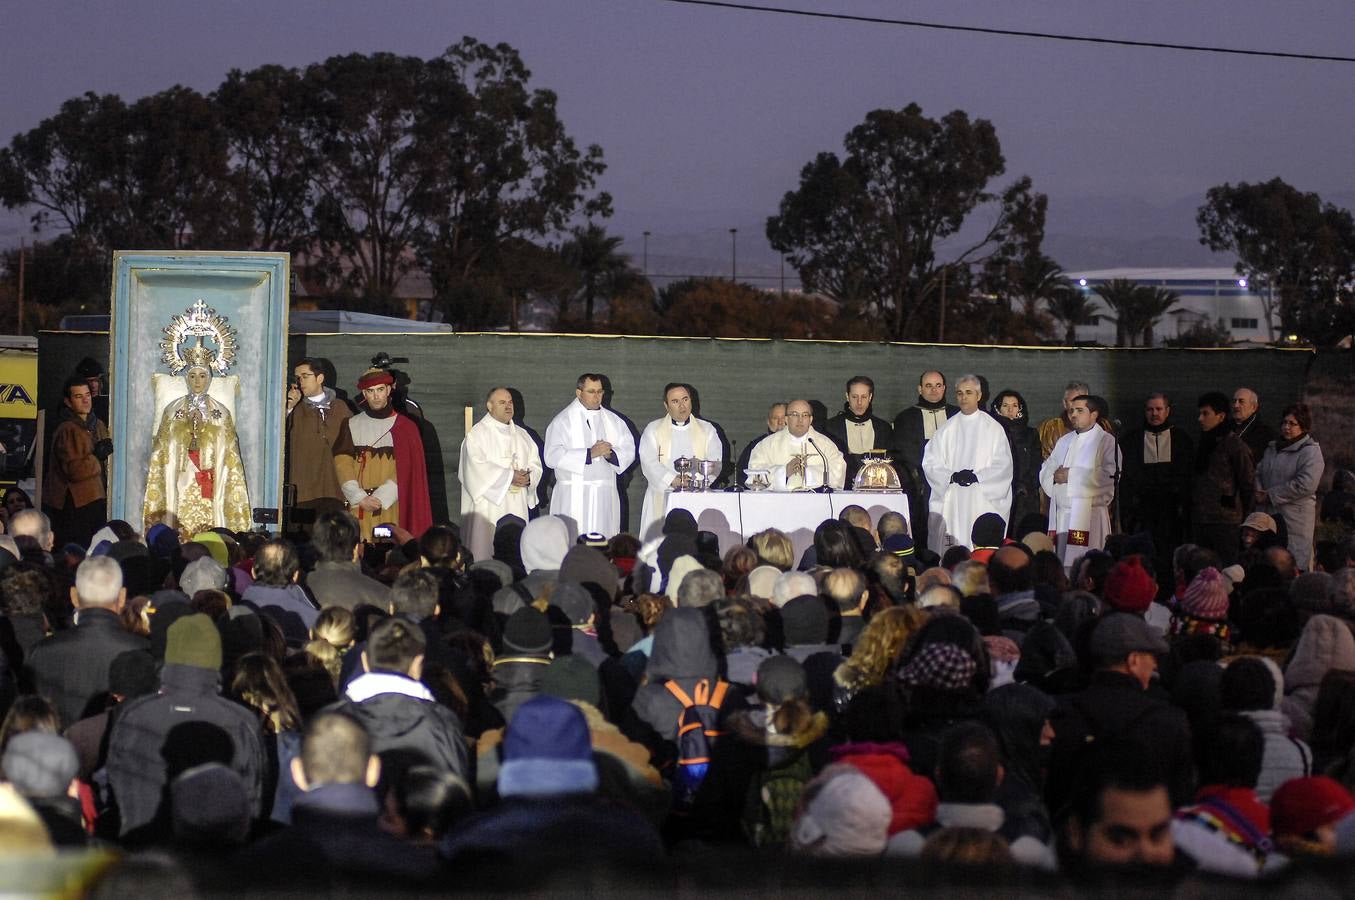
[107,662,266,838]
[26,607,148,728]
[1046,670,1194,816]
[332,677,470,779]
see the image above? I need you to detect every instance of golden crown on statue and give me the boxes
[159,299,238,375]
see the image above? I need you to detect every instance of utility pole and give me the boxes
[16,238,25,334]
[729,228,737,282]
[642,231,650,278]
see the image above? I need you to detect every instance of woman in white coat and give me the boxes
[1256,403,1324,571]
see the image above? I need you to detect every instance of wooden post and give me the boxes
[463,404,473,436]
[937,266,947,343]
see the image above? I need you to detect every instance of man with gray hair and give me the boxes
[1231,387,1276,463]
[26,555,148,727]
[676,567,723,608]
[922,375,1012,557]
[771,569,818,608]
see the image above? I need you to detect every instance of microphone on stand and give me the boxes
[806,438,834,493]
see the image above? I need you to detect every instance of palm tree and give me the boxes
[1093,279,1142,347]
[1131,286,1181,347]
[559,224,638,325]
[1046,282,1099,345]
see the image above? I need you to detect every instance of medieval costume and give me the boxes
[333,369,433,541]
[286,384,351,515]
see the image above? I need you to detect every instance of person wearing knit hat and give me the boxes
[790,764,892,857]
[1274,776,1355,857]
[549,581,606,667]
[171,762,253,849]
[1169,566,1232,645]
[332,366,433,541]
[441,695,663,872]
[106,612,266,838]
[968,512,1006,564]
[1,732,86,847]
[897,642,978,692]
[491,608,553,722]
[1103,554,1158,615]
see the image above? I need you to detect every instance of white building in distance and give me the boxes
[1064,267,1277,346]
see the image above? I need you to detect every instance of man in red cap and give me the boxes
[332,367,433,541]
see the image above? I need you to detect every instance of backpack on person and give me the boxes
[742,750,812,847]
[665,677,729,811]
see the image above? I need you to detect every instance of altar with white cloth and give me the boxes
[663,491,910,561]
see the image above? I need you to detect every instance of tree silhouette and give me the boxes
[1046,282,1098,345]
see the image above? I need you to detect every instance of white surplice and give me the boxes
[638,415,723,543]
[458,414,543,563]
[543,399,636,538]
[1040,426,1121,568]
[922,410,1013,554]
[748,428,847,491]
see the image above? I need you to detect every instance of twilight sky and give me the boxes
[3,0,1352,277]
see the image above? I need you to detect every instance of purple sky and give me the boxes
[4,0,1353,274]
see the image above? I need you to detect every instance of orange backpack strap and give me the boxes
[709,679,729,709]
[692,678,711,706]
[664,680,695,708]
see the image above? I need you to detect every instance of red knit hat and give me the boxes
[1272,776,1355,837]
[1103,555,1157,614]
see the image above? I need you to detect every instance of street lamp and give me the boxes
[729,228,738,282]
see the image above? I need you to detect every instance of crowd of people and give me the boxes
[1,359,1352,890]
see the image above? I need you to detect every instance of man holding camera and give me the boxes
[44,375,113,547]
[333,367,433,542]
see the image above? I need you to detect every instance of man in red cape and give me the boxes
[333,368,433,540]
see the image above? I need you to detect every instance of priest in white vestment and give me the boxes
[922,375,1013,554]
[544,374,637,538]
[748,399,846,491]
[459,387,543,563]
[1040,393,1121,569]
[638,383,724,543]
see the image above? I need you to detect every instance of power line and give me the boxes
[658,0,1355,64]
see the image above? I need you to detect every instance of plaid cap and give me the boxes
[897,642,976,691]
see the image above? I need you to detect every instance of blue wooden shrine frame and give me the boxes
[108,252,290,531]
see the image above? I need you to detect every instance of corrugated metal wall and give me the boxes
[41,331,1315,533]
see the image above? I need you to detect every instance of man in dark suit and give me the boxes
[823,375,895,488]
[890,371,958,553]
[1118,392,1193,584]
